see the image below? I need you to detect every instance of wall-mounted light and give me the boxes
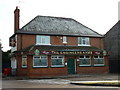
[60,37,62,39]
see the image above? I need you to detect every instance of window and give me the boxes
[78,37,90,46]
[51,56,64,67]
[22,55,27,68]
[36,35,50,45]
[94,55,104,66]
[33,56,48,67]
[79,55,91,66]
[63,36,67,43]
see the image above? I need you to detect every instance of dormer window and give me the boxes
[78,37,90,46]
[63,36,67,44]
[36,35,50,45]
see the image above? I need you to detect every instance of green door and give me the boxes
[67,59,76,74]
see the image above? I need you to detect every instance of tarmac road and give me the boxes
[2,79,119,88]
[2,74,119,89]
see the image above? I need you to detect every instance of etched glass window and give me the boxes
[51,56,64,67]
[33,56,48,67]
[94,55,104,66]
[79,55,91,66]
[22,55,27,68]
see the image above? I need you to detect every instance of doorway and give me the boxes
[67,58,76,74]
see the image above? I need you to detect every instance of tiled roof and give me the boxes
[105,20,120,36]
[18,45,102,52]
[16,15,103,37]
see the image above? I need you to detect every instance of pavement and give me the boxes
[2,73,120,88]
[71,80,120,87]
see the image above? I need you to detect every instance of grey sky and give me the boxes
[0,0,119,51]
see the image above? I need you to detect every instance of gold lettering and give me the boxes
[60,52,62,54]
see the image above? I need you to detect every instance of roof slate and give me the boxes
[16,15,103,37]
[18,45,102,52]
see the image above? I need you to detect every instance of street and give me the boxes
[2,74,119,88]
[2,79,118,88]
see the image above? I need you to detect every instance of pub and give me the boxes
[9,7,109,78]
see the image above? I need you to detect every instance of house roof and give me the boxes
[105,20,120,36]
[16,15,103,37]
[18,45,102,52]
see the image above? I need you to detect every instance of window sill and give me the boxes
[94,64,105,66]
[51,65,65,68]
[79,65,91,67]
[78,44,90,46]
[33,66,48,68]
[63,42,67,44]
[36,43,51,45]
[22,66,27,68]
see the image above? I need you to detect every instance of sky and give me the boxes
[0,0,119,51]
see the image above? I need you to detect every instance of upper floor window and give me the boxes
[22,55,27,68]
[63,36,67,44]
[36,35,50,45]
[78,37,90,46]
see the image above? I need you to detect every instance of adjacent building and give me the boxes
[104,20,120,73]
[9,7,109,78]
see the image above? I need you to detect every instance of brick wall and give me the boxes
[17,55,109,77]
[76,56,109,74]
[17,34,36,50]
[90,37,104,49]
[17,56,28,76]
[17,55,68,77]
[17,34,104,50]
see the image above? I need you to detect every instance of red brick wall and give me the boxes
[17,34,21,50]
[16,34,107,77]
[17,56,28,76]
[51,36,63,45]
[17,34,36,50]
[29,55,68,77]
[22,34,36,49]
[76,55,109,74]
[90,37,104,49]
[67,36,77,45]
[17,55,68,77]
[17,55,109,77]
[17,34,104,50]
[51,36,78,46]
[76,66,109,74]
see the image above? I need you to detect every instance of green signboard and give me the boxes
[34,49,40,56]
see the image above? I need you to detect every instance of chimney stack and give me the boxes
[14,6,20,33]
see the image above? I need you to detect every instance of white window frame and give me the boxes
[22,55,27,68]
[79,55,91,66]
[36,35,51,45]
[78,37,90,46]
[33,55,48,67]
[51,55,65,67]
[63,36,67,44]
[94,55,104,66]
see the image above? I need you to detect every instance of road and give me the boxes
[2,79,118,88]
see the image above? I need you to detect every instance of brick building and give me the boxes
[104,20,120,73]
[9,7,109,78]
